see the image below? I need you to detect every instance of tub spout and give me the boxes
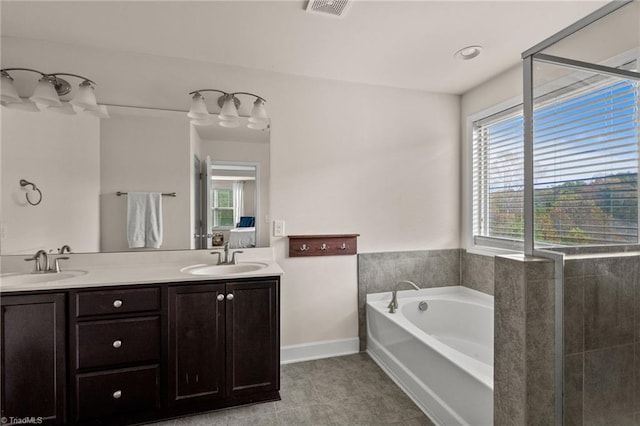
[388,280,420,313]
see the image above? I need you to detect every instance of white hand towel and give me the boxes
[126,192,163,249]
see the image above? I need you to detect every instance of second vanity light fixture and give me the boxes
[187,89,269,130]
[1,67,109,117]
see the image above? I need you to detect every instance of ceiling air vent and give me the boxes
[305,0,352,18]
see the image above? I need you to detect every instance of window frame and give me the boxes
[211,187,235,229]
[467,51,640,253]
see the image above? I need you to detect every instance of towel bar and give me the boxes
[116,192,176,197]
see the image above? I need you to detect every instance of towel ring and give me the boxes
[20,179,43,206]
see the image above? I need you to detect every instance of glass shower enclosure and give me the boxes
[522,1,640,424]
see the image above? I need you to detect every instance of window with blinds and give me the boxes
[472,71,639,247]
[472,107,525,243]
[534,76,638,245]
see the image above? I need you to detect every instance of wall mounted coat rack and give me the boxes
[288,234,359,257]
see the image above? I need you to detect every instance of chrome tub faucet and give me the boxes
[388,280,421,313]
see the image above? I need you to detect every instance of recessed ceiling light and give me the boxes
[454,45,483,61]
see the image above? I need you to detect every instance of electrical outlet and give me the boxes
[273,220,285,237]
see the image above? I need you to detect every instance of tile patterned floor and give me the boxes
[149,352,435,426]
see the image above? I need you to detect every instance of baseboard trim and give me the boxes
[280,337,360,364]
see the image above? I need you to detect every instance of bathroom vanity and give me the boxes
[0,257,282,425]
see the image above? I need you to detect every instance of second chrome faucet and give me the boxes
[211,243,244,265]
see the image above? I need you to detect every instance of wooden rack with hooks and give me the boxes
[288,234,359,257]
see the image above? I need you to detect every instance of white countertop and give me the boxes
[0,248,284,293]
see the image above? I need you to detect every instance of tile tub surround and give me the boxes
[563,253,640,425]
[358,249,495,351]
[494,254,555,426]
[147,353,434,426]
[461,250,495,296]
[357,249,461,351]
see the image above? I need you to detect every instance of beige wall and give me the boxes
[1,37,460,346]
[0,108,100,254]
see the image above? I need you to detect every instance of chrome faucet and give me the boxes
[388,280,421,313]
[25,249,70,273]
[211,243,243,265]
[25,249,49,272]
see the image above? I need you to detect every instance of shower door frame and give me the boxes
[521,1,640,424]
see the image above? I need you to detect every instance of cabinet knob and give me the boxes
[112,340,122,349]
[112,390,122,399]
[217,294,225,302]
[113,299,123,308]
[226,293,234,301]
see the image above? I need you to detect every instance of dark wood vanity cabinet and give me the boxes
[0,276,280,425]
[1,293,67,425]
[168,278,280,407]
[226,280,280,397]
[70,286,162,423]
[168,283,226,404]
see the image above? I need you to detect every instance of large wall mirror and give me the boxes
[0,105,270,255]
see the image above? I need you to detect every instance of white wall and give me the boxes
[0,108,100,254]
[1,37,460,346]
[100,108,191,251]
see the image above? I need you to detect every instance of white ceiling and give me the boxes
[1,0,608,95]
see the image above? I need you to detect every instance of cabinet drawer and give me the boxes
[76,365,159,421]
[77,317,160,369]
[76,287,160,317]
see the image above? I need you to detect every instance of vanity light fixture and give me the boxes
[454,45,483,61]
[187,89,269,130]
[0,68,108,117]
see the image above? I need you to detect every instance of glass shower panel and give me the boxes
[532,60,639,249]
[540,1,639,71]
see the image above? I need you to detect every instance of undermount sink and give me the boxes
[180,262,268,276]
[1,270,88,287]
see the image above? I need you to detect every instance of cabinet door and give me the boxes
[168,284,226,405]
[226,279,279,397]
[1,293,66,425]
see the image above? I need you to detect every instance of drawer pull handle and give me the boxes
[112,340,122,349]
[226,293,234,301]
[112,390,122,399]
[113,300,123,308]
[217,294,225,302]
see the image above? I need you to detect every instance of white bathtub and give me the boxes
[366,286,493,426]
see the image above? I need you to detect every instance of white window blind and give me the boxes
[473,107,525,242]
[472,70,638,247]
[533,76,638,245]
